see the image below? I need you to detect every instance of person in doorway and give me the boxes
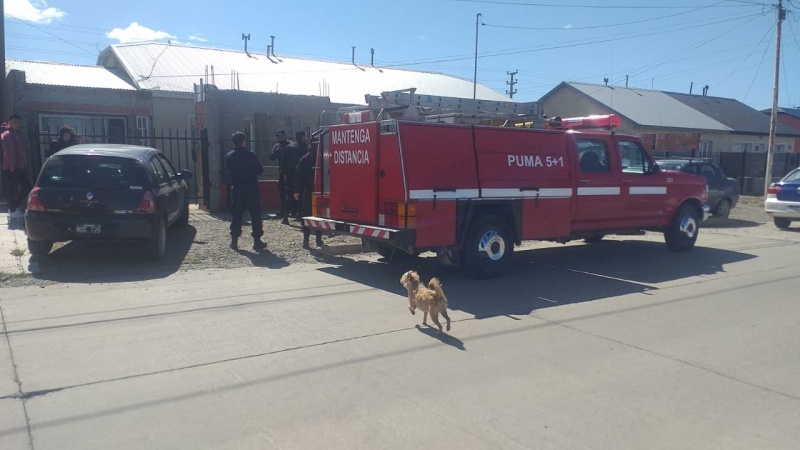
[1,114,32,219]
[226,131,266,250]
[268,130,292,222]
[293,131,323,249]
[47,126,79,158]
[280,132,305,224]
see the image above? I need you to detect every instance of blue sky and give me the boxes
[4,0,799,110]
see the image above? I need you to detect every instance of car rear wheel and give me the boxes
[27,239,53,256]
[774,217,791,229]
[150,218,166,261]
[175,201,190,228]
[461,214,514,278]
[714,199,731,219]
[664,204,699,252]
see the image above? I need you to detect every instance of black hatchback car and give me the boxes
[657,159,740,219]
[24,144,193,260]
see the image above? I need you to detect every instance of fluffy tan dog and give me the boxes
[400,270,452,334]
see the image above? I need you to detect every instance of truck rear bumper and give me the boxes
[303,216,415,244]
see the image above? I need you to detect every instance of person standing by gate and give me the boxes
[46,126,79,158]
[269,130,292,222]
[1,114,32,219]
[226,131,266,250]
[293,131,323,249]
[281,133,305,224]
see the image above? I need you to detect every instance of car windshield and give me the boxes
[39,155,147,189]
[782,168,800,182]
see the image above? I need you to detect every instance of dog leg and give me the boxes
[408,305,415,315]
[442,309,452,331]
[422,311,428,326]
[431,311,443,334]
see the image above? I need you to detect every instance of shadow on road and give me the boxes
[702,217,763,229]
[316,239,757,320]
[28,226,203,283]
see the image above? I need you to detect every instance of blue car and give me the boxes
[765,167,800,229]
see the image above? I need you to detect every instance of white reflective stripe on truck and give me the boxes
[576,187,621,196]
[409,189,480,200]
[480,188,573,198]
[629,186,667,195]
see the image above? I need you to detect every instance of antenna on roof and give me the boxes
[702,85,709,96]
[370,48,383,73]
[352,46,365,71]
[266,45,277,64]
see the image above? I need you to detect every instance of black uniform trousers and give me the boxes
[230,182,263,238]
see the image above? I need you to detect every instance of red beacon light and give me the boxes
[547,114,621,130]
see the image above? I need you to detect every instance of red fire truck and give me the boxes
[305,90,710,278]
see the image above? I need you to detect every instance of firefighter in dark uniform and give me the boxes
[281,133,305,224]
[226,131,266,250]
[268,130,292,221]
[293,130,323,249]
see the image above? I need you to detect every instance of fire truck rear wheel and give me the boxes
[461,215,514,278]
[664,204,699,252]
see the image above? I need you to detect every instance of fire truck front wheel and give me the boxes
[664,204,699,252]
[461,215,514,278]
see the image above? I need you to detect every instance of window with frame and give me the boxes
[157,154,177,180]
[149,157,171,185]
[618,140,653,174]
[136,116,151,146]
[575,139,610,173]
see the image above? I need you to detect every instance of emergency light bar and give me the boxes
[546,114,621,130]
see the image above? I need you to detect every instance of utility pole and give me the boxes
[506,70,518,99]
[764,0,785,197]
[473,13,482,99]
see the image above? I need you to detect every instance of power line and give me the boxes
[4,13,96,56]
[449,0,766,8]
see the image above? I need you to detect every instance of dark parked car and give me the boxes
[657,159,739,218]
[765,167,800,229]
[24,144,193,260]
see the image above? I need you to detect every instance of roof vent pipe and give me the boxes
[371,48,383,73]
[270,36,275,56]
[352,46,365,71]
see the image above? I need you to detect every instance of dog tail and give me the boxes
[428,278,448,307]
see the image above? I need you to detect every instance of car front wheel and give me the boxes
[714,199,731,219]
[774,217,791,229]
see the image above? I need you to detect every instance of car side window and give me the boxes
[618,140,653,174]
[149,157,170,186]
[700,164,718,183]
[157,154,177,180]
[575,139,610,173]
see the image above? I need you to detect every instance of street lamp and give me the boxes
[473,13,482,99]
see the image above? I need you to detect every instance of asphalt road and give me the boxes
[1,226,799,449]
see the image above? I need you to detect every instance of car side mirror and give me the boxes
[648,163,660,175]
[178,170,194,180]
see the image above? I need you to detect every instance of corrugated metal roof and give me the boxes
[565,82,732,132]
[5,59,136,90]
[667,92,799,135]
[101,42,511,105]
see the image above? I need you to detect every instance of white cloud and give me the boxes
[418,35,426,41]
[564,25,573,29]
[106,22,176,44]
[189,34,208,43]
[5,0,66,24]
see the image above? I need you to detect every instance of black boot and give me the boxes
[302,232,311,249]
[230,236,238,250]
[315,232,323,248]
[253,239,266,250]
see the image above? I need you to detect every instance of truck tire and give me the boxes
[664,204,699,252]
[461,214,514,278]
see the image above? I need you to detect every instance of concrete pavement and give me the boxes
[0,209,30,278]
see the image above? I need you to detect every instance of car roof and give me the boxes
[54,144,160,161]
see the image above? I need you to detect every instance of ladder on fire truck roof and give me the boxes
[365,88,541,117]
[320,88,542,126]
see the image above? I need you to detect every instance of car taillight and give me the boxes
[27,187,45,211]
[134,191,156,214]
[767,185,781,195]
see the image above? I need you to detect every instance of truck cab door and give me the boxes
[572,137,626,230]
[616,139,668,227]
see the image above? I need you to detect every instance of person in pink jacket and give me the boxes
[1,114,31,219]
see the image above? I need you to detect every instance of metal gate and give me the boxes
[31,129,205,205]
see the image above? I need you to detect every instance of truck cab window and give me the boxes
[619,140,653,174]
[575,139,610,173]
